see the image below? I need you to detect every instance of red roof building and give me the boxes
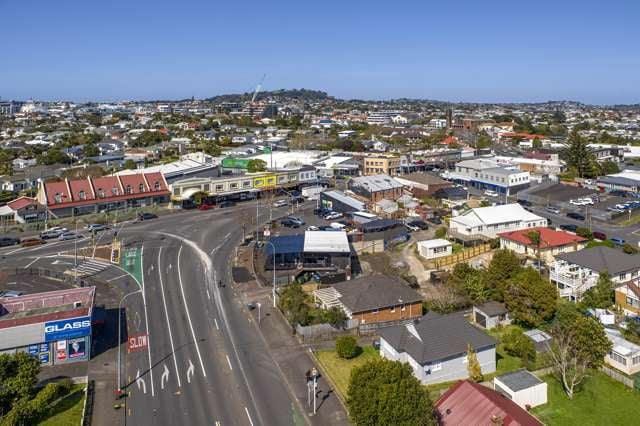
[37,173,170,217]
[434,380,543,426]
[498,227,588,264]
[0,196,46,225]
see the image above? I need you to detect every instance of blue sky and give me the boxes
[1,0,639,104]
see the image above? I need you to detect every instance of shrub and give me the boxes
[435,227,447,239]
[336,335,360,359]
[502,328,536,368]
[576,227,592,239]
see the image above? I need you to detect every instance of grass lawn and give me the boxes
[39,384,86,426]
[314,345,380,400]
[533,371,640,425]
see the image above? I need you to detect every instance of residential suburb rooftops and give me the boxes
[498,227,587,248]
[555,246,640,275]
[331,275,422,314]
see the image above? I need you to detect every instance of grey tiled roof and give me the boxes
[379,312,497,364]
[495,369,543,392]
[332,275,422,313]
[556,246,640,275]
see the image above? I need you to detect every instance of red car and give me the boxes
[198,204,214,211]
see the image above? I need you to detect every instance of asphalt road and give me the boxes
[0,201,305,426]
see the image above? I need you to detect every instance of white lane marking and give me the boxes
[177,245,207,377]
[161,364,170,390]
[186,359,195,383]
[136,369,147,394]
[158,232,264,426]
[23,257,40,269]
[106,273,129,283]
[214,318,219,330]
[140,245,155,397]
[157,246,182,387]
[206,288,211,300]
[244,407,254,426]
[225,354,233,371]
[4,247,23,255]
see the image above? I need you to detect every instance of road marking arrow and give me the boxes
[186,359,194,384]
[134,311,142,331]
[52,259,72,266]
[161,364,169,390]
[136,369,147,394]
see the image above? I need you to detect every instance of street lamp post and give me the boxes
[117,289,141,396]
[263,241,277,308]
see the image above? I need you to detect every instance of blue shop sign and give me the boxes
[44,316,91,342]
[28,345,39,355]
[39,352,49,364]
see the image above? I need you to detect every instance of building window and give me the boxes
[390,306,396,313]
[139,183,145,192]
[373,308,379,315]
[78,190,85,200]
[626,296,640,308]
[215,185,224,191]
[230,183,238,189]
[97,188,105,198]
[112,187,119,195]
[431,363,442,372]
[243,180,251,187]
[125,185,132,194]
[610,351,627,365]
[154,182,161,190]
[54,193,62,203]
[633,354,640,365]
[401,304,406,311]
[619,273,626,281]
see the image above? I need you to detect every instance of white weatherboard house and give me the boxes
[417,239,452,260]
[449,203,547,239]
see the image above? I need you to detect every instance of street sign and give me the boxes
[127,333,148,353]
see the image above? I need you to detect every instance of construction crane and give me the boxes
[251,74,266,104]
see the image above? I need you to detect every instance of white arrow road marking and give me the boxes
[136,369,147,394]
[186,359,194,384]
[134,311,142,331]
[161,364,170,390]
[51,259,73,266]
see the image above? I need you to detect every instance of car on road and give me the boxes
[517,199,532,207]
[307,225,319,231]
[272,199,288,208]
[323,212,343,220]
[86,224,109,232]
[58,232,82,241]
[138,212,158,221]
[570,198,594,206]
[566,212,585,221]
[610,237,626,246]
[289,196,305,205]
[484,189,499,197]
[20,237,46,247]
[592,231,607,241]
[546,205,561,214]
[280,218,301,228]
[198,204,214,211]
[287,216,305,225]
[0,290,24,298]
[0,237,20,247]
[559,224,578,233]
[40,227,68,239]
[405,222,420,232]
[218,201,236,208]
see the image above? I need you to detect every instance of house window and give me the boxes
[154,182,161,191]
[78,190,85,200]
[610,351,627,365]
[215,184,224,191]
[125,185,132,194]
[431,363,442,372]
[54,193,62,203]
[633,354,640,365]
[401,304,406,311]
[230,183,238,189]
[139,183,145,192]
[112,187,119,195]
[372,308,379,315]
[97,188,105,198]
[626,296,640,308]
[390,306,396,313]
[243,180,251,187]
[618,273,626,281]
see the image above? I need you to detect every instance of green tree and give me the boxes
[502,328,536,368]
[466,344,483,382]
[0,353,40,416]
[463,273,489,303]
[277,283,310,326]
[336,336,360,359]
[317,306,348,326]
[434,227,447,239]
[623,243,638,254]
[37,149,70,165]
[580,272,613,309]
[484,249,522,301]
[123,159,137,170]
[547,303,612,399]
[561,131,597,178]
[247,159,267,173]
[504,268,557,327]
[347,359,435,426]
[575,227,593,239]
[597,160,619,175]
[475,131,492,149]
[83,142,100,157]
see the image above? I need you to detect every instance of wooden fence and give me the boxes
[430,243,492,268]
[601,365,637,389]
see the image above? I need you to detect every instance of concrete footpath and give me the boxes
[239,281,350,426]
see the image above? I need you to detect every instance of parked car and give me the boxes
[592,231,607,241]
[559,224,578,232]
[218,201,236,208]
[21,237,46,247]
[198,204,214,211]
[138,212,158,221]
[59,232,82,241]
[0,290,24,298]
[0,237,20,247]
[318,225,341,231]
[430,217,442,225]
[405,222,420,232]
[40,227,68,239]
[517,199,532,207]
[280,218,300,228]
[323,212,343,220]
[313,207,332,216]
[272,199,288,208]
[287,216,305,225]
[408,220,429,230]
[609,190,629,197]
[610,237,626,246]
[330,222,346,230]
[484,189,499,197]
[307,225,319,231]
[86,224,109,232]
[566,212,585,221]
[546,205,561,214]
